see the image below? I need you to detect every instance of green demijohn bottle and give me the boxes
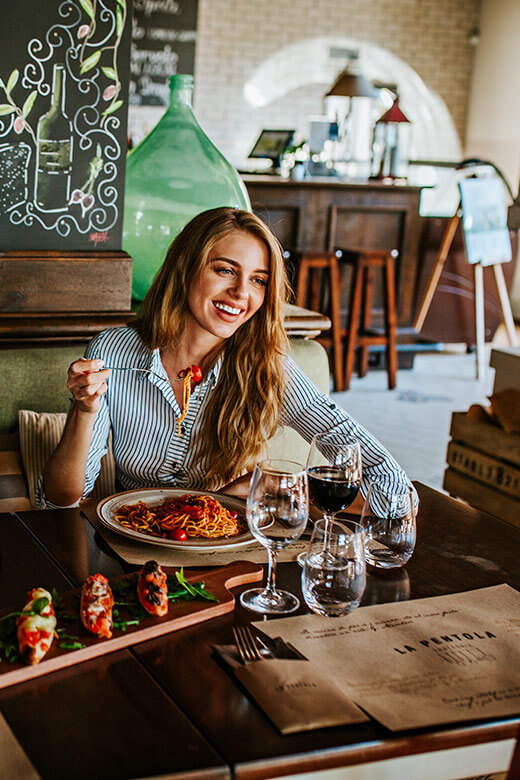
[34,64,73,212]
[123,74,251,301]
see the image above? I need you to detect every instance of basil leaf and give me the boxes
[25,596,49,616]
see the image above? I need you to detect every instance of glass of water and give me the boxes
[302,518,366,617]
[240,460,308,615]
[361,484,417,569]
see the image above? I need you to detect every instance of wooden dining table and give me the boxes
[0,482,518,780]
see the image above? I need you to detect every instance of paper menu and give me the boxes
[256,584,520,731]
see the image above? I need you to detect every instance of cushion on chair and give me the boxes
[0,432,32,512]
[18,410,116,508]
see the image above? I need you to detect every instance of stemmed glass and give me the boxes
[298,433,362,564]
[240,460,308,615]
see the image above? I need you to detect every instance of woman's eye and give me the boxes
[252,277,267,287]
[215,266,233,276]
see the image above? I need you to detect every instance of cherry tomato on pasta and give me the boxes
[169,528,188,542]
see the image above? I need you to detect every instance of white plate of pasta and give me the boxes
[96,488,256,550]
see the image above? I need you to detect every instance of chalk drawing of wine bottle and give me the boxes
[34,64,73,212]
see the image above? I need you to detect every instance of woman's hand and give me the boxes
[218,472,253,500]
[67,358,109,414]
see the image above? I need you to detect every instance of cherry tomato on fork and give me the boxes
[191,365,202,383]
[169,528,188,542]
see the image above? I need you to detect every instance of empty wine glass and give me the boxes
[240,460,308,614]
[298,433,362,565]
[361,484,417,569]
[302,518,366,617]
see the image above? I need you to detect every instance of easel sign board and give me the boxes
[458,178,512,266]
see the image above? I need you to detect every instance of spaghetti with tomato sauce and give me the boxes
[113,494,244,540]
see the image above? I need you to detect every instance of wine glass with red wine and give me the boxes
[299,433,362,564]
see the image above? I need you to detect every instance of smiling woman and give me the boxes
[37,206,415,512]
[186,231,270,344]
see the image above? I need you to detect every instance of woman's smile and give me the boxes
[186,230,269,343]
[213,300,244,317]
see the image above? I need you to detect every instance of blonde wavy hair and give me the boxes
[135,207,289,486]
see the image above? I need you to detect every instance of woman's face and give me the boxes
[186,230,270,345]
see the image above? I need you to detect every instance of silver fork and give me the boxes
[233,625,263,663]
[100,367,184,383]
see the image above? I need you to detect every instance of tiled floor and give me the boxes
[331,346,495,491]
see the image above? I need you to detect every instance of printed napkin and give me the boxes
[213,642,368,734]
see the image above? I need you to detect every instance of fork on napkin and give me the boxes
[213,626,368,734]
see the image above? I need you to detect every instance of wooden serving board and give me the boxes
[0,561,263,690]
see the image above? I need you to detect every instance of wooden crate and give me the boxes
[443,411,520,529]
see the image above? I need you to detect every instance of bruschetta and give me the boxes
[80,574,114,639]
[137,561,169,617]
[17,588,57,665]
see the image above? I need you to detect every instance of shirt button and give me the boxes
[180,425,186,435]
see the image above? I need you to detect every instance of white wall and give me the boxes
[465,0,520,191]
[465,0,520,315]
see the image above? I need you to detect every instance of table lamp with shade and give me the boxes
[370,97,411,181]
[324,62,377,178]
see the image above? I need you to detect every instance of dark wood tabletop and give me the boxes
[2,482,519,779]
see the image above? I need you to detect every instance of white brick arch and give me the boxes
[243,36,462,163]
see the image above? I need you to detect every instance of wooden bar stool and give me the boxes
[340,249,398,390]
[291,250,344,391]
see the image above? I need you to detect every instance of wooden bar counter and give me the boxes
[243,175,423,330]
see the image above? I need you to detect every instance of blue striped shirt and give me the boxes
[36,326,414,507]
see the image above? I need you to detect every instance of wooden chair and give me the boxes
[340,249,398,391]
[291,250,344,391]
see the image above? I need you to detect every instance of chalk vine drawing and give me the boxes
[0,0,127,237]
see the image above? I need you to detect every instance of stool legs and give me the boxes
[343,251,398,391]
[384,256,397,390]
[295,252,344,392]
[329,253,343,392]
[344,263,364,391]
[295,261,309,309]
[359,265,375,378]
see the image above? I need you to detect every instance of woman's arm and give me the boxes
[42,358,109,506]
[280,356,417,503]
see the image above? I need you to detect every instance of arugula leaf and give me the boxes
[191,584,219,603]
[57,630,86,651]
[113,617,140,632]
[174,568,198,597]
[59,640,85,650]
[170,570,219,603]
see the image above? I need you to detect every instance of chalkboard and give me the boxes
[0,0,132,251]
[130,0,198,106]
